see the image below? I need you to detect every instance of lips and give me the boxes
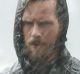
[30,41,41,47]
[28,38,41,46]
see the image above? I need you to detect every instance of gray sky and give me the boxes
[0,0,80,71]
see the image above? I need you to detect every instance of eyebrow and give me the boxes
[22,17,32,21]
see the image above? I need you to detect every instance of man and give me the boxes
[1,0,80,74]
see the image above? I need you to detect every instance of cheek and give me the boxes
[23,27,31,43]
[43,25,59,44]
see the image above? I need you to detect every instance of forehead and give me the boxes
[22,0,57,20]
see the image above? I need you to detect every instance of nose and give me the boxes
[31,23,41,38]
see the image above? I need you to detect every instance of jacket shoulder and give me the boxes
[65,57,80,74]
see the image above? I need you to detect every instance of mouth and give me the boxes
[28,38,44,48]
[30,41,41,47]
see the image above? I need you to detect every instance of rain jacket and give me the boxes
[1,48,80,74]
[1,0,80,74]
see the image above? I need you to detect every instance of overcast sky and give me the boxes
[0,0,80,72]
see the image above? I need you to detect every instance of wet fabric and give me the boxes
[1,48,80,74]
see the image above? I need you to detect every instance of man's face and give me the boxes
[22,0,60,61]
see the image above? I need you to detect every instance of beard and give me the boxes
[23,37,59,66]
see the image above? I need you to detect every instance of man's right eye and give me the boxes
[22,21,33,27]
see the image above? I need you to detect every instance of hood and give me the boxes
[14,0,69,73]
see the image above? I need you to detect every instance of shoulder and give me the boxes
[64,57,80,74]
[0,62,23,74]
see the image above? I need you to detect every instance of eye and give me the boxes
[38,21,53,28]
[22,21,33,27]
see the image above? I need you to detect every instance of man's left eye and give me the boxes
[39,22,52,28]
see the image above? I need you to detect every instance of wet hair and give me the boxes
[14,0,69,73]
[56,0,69,45]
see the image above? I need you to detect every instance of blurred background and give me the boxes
[0,0,80,72]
